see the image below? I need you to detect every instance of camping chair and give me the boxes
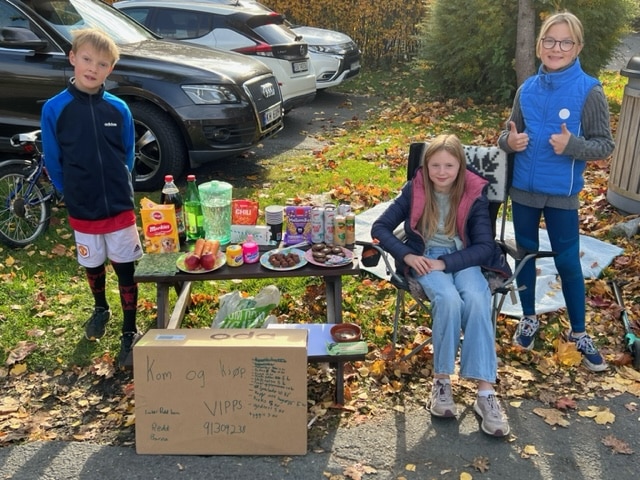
[359,142,555,360]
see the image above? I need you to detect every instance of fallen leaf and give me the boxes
[460,472,473,480]
[471,456,490,472]
[5,341,37,366]
[343,462,376,480]
[578,406,615,425]
[554,338,582,367]
[601,434,634,454]
[533,408,570,427]
[556,397,577,410]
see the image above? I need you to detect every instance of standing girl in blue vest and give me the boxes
[498,12,614,371]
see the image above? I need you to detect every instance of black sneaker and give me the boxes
[118,331,142,370]
[84,307,111,341]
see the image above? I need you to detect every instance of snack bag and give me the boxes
[232,199,259,225]
[283,206,312,245]
[139,197,180,253]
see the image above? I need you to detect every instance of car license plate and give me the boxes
[292,61,308,73]
[263,104,281,125]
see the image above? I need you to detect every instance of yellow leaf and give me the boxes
[578,406,615,424]
[405,463,416,471]
[460,472,473,480]
[10,363,27,376]
[554,338,583,367]
[5,255,15,266]
[523,445,539,455]
[369,359,386,376]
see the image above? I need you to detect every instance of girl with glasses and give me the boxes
[498,12,614,371]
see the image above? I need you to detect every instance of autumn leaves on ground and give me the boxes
[1,83,640,454]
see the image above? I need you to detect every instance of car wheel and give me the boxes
[129,102,187,191]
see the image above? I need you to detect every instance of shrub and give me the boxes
[416,0,636,103]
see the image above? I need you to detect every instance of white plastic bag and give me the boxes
[211,285,280,328]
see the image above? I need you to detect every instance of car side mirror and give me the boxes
[0,27,48,51]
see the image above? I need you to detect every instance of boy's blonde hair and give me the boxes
[71,28,120,65]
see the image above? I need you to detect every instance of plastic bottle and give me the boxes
[160,174,186,246]
[184,174,205,241]
[242,234,259,264]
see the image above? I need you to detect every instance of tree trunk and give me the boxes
[515,0,536,86]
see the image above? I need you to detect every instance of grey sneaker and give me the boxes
[473,394,510,437]
[429,379,457,418]
[118,331,142,370]
[84,307,111,341]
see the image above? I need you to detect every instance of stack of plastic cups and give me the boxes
[265,205,284,244]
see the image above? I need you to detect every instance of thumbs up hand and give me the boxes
[507,121,529,152]
[549,123,571,155]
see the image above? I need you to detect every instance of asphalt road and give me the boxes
[183,88,378,189]
[1,393,639,479]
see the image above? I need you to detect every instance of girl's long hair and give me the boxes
[418,134,466,239]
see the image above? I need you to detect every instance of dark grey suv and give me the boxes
[0,0,283,190]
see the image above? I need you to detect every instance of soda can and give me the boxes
[324,204,336,245]
[226,244,243,267]
[334,214,346,247]
[310,206,324,244]
[345,212,356,248]
[338,203,351,216]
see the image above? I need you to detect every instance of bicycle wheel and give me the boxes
[0,163,52,248]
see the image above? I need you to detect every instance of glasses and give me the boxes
[541,37,576,52]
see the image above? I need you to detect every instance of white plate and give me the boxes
[305,247,353,267]
[176,251,225,273]
[260,248,307,271]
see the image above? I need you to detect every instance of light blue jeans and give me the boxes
[415,247,496,383]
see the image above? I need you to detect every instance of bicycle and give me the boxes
[0,130,61,248]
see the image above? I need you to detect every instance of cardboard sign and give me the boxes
[133,329,308,455]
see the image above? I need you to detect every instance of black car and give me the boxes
[0,0,283,190]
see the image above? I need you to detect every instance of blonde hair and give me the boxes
[536,11,584,59]
[418,134,466,239]
[71,28,120,65]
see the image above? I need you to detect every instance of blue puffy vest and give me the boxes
[513,59,599,196]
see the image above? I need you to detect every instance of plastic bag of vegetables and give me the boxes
[211,285,280,328]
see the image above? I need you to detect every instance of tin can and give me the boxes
[323,204,336,245]
[338,203,351,216]
[226,244,243,267]
[345,212,356,248]
[334,214,346,247]
[310,206,324,244]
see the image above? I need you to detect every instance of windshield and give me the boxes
[27,0,155,43]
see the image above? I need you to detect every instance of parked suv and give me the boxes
[198,0,362,89]
[114,0,316,112]
[0,0,284,190]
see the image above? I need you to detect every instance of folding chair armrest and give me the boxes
[496,238,556,263]
[356,240,406,286]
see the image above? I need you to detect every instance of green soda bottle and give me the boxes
[184,174,205,241]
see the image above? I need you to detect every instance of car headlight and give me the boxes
[308,44,346,55]
[182,85,240,104]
